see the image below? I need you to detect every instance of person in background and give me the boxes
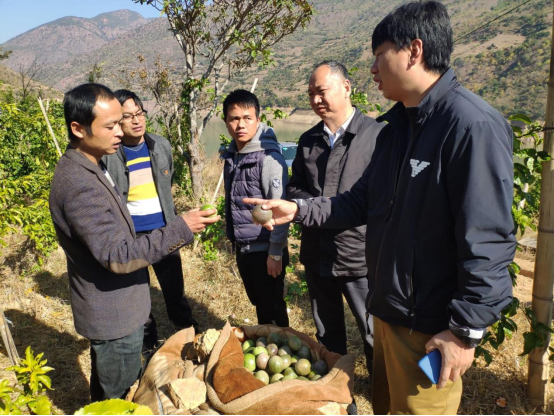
[287,60,383,372]
[49,83,218,402]
[244,1,515,413]
[222,89,290,327]
[104,89,198,351]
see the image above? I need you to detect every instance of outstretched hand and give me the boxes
[181,208,220,233]
[243,198,299,230]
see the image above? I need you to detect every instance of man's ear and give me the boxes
[344,79,352,98]
[70,121,86,140]
[409,39,424,66]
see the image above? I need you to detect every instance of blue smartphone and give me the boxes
[418,349,442,385]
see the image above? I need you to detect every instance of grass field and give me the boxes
[0,157,552,415]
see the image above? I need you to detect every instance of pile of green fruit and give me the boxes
[241,332,329,385]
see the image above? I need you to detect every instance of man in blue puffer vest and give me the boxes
[222,89,290,327]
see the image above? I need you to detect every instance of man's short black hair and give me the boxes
[64,83,117,142]
[372,1,453,74]
[114,89,145,111]
[223,89,260,120]
[313,60,349,80]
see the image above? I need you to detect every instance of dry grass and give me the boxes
[1,160,553,414]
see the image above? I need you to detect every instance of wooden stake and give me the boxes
[0,307,19,366]
[527,3,554,406]
[37,96,62,158]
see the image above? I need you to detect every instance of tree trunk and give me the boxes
[527,3,554,407]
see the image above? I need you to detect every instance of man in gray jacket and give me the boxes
[288,61,383,371]
[49,83,219,402]
[222,89,290,327]
[104,89,198,351]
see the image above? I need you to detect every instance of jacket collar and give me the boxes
[64,147,135,233]
[378,68,458,125]
[312,106,365,138]
[115,133,155,162]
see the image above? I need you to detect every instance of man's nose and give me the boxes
[313,95,322,105]
[115,124,124,138]
[237,119,245,128]
[370,60,378,74]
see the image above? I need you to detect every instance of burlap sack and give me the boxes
[133,327,198,415]
[206,322,356,415]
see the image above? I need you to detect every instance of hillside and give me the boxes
[0,0,551,118]
[0,63,63,100]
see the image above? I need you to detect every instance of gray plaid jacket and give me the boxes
[49,148,193,340]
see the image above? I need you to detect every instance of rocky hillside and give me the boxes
[0,0,551,118]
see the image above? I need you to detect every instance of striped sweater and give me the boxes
[123,142,166,232]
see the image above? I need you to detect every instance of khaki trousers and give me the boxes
[372,317,462,415]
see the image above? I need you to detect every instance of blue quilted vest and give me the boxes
[223,149,278,245]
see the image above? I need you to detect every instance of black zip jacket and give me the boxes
[294,69,516,334]
[287,108,384,277]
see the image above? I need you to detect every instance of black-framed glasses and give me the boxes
[120,110,147,124]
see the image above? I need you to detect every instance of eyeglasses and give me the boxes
[120,110,147,124]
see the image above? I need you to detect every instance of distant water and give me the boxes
[201,118,313,156]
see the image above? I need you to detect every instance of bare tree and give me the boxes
[18,59,43,101]
[134,0,314,200]
[0,47,12,61]
[87,61,105,83]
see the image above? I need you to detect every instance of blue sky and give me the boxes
[0,0,162,44]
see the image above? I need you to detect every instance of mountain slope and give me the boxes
[0,1,551,119]
[1,10,151,70]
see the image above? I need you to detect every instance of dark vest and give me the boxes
[223,149,277,245]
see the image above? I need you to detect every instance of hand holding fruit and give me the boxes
[181,206,220,233]
[243,198,299,231]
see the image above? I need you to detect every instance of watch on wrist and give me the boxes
[449,320,484,348]
[269,255,282,261]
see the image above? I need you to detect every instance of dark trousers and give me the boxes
[89,325,144,402]
[235,248,290,327]
[304,269,374,370]
[137,236,198,350]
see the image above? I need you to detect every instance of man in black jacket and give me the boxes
[245,2,516,413]
[287,61,383,371]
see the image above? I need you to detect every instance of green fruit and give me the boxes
[268,355,284,374]
[267,332,284,347]
[297,345,311,360]
[270,373,284,383]
[283,367,297,377]
[282,374,297,381]
[242,339,255,352]
[312,360,328,375]
[311,374,322,381]
[297,376,310,381]
[291,355,299,364]
[256,337,268,347]
[244,353,256,372]
[253,346,268,356]
[295,358,311,376]
[281,354,292,369]
[255,370,270,385]
[256,352,269,370]
[252,205,273,224]
[200,204,217,217]
[266,343,279,356]
[307,371,316,379]
[278,346,292,356]
[288,335,303,352]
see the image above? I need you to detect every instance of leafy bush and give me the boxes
[0,346,54,415]
[0,99,65,264]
